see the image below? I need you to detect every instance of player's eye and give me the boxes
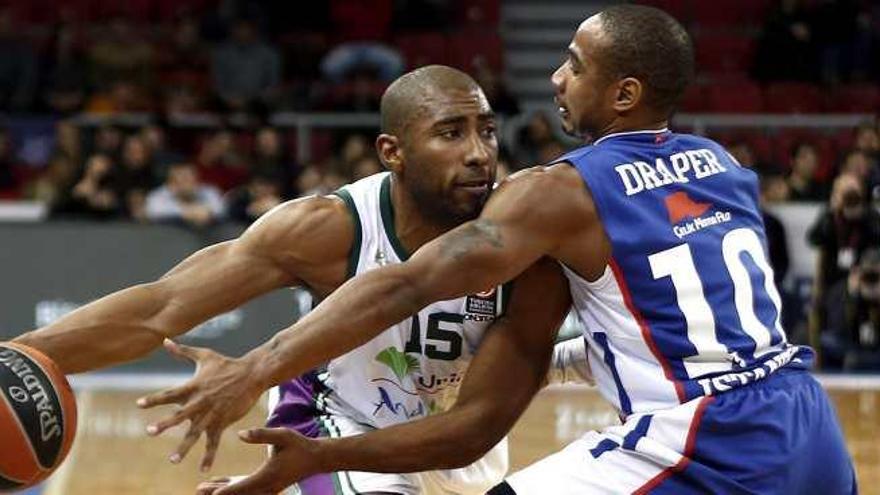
[440,129,461,140]
[482,125,497,139]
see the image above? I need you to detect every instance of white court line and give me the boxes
[44,389,92,495]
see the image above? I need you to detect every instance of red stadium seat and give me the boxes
[455,0,499,26]
[447,30,503,72]
[695,33,756,76]
[638,0,688,22]
[706,81,764,113]
[393,32,450,69]
[691,0,771,28]
[763,83,823,113]
[678,84,707,113]
[826,84,880,113]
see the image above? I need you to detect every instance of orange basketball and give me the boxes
[0,342,77,492]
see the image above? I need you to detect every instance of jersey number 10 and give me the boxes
[648,227,786,378]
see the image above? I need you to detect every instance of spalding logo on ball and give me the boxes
[0,342,77,492]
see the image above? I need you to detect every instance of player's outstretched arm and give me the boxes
[13,195,352,374]
[205,257,572,495]
[245,165,590,390]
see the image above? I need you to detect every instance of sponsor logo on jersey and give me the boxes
[663,192,733,239]
[465,290,497,320]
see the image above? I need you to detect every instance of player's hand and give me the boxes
[207,427,324,495]
[136,339,265,472]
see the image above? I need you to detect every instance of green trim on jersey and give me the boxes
[332,188,362,280]
[379,174,411,261]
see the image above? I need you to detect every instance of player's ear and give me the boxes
[376,134,404,174]
[612,77,642,113]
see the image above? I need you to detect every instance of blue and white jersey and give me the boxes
[555,129,813,416]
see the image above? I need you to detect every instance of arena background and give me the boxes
[0,0,877,493]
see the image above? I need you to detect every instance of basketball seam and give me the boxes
[0,386,42,477]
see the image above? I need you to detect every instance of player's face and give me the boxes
[402,88,498,225]
[551,17,617,139]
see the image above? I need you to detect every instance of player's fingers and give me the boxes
[195,478,230,495]
[200,427,223,472]
[146,400,203,436]
[237,427,292,446]
[213,467,277,495]
[164,338,204,362]
[170,415,210,464]
[136,383,194,409]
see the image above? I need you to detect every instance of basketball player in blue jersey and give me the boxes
[169,5,857,495]
[12,66,591,494]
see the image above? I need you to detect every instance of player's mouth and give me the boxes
[455,179,491,196]
[555,97,570,119]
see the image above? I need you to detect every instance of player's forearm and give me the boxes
[14,283,178,373]
[313,401,505,474]
[246,266,425,388]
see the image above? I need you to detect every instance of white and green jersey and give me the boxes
[319,172,509,427]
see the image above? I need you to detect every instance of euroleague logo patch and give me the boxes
[465,287,497,321]
[664,191,732,239]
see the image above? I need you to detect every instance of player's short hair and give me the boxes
[380,65,481,138]
[598,5,694,117]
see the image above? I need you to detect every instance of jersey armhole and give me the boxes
[498,280,515,317]
[331,189,362,281]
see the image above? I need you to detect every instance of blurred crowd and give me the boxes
[0,0,507,116]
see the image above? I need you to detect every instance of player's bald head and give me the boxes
[380,65,483,138]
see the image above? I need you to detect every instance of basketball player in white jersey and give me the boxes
[13,65,590,494]
[160,6,854,495]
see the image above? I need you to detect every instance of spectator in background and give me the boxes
[40,22,88,114]
[211,18,281,113]
[252,127,293,194]
[294,164,325,198]
[321,1,403,84]
[822,248,880,370]
[86,17,154,98]
[139,124,183,179]
[473,60,519,116]
[24,154,76,205]
[808,173,880,331]
[91,125,123,161]
[753,0,818,82]
[146,162,224,228]
[52,154,121,220]
[116,135,156,221]
[157,17,210,117]
[786,142,826,201]
[226,171,283,223]
[515,111,563,167]
[854,123,879,165]
[0,8,38,111]
[195,129,249,191]
[759,171,791,285]
[351,155,383,181]
[53,120,83,167]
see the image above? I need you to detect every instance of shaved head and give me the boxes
[380,65,483,138]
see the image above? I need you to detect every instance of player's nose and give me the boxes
[551,64,566,93]
[463,131,492,169]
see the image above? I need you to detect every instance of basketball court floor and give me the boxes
[29,376,880,494]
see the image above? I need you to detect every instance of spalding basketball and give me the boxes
[0,342,76,492]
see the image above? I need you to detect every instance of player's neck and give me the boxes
[593,115,668,141]
[389,178,453,254]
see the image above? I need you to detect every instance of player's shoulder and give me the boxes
[237,193,354,258]
[491,163,596,224]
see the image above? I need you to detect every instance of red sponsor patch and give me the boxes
[664,191,712,224]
